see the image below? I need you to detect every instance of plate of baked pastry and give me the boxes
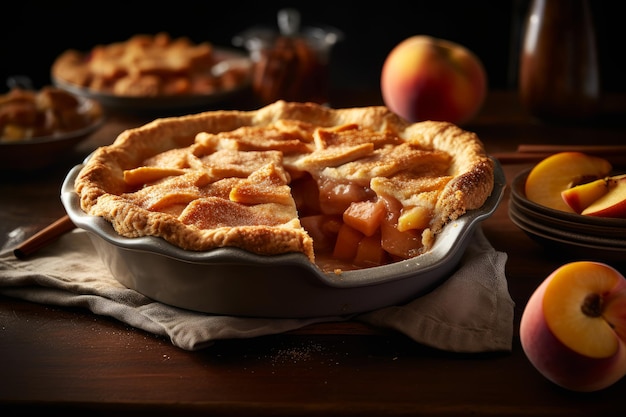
[61,101,504,318]
[0,84,104,171]
[51,33,252,112]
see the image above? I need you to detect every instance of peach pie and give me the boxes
[74,101,494,271]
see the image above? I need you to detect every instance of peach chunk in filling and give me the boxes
[296,175,427,269]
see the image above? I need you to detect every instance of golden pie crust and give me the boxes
[75,101,494,270]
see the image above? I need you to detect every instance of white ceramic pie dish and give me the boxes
[61,157,505,318]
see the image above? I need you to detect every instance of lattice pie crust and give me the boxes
[75,101,494,271]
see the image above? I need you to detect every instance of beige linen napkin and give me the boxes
[0,227,514,352]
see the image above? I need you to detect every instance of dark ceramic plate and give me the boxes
[509,203,626,262]
[510,169,626,230]
[52,48,252,113]
[509,203,626,249]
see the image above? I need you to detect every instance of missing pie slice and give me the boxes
[75,101,494,271]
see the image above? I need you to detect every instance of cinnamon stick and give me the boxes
[14,215,75,259]
[494,147,626,167]
[492,152,554,164]
[517,144,626,155]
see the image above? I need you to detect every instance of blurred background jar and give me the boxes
[518,0,600,123]
[233,9,343,105]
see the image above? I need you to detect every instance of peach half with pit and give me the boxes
[524,152,612,212]
[520,261,626,392]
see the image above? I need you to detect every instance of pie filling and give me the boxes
[75,101,494,272]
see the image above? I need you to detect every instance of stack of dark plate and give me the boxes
[509,169,626,262]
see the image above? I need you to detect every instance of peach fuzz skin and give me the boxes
[520,263,626,392]
[381,36,487,126]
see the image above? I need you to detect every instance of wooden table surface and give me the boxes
[1,90,625,416]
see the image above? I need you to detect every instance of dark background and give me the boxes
[1,0,623,95]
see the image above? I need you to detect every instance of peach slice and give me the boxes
[524,152,612,212]
[520,261,626,392]
[582,175,626,218]
[561,177,613,214]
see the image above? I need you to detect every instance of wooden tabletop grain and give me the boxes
[1,90,625,417]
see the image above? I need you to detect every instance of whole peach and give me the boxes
[381,35,487,125]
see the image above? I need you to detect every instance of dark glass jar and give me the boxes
[519,0,600,123]
[233,9,343,105]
